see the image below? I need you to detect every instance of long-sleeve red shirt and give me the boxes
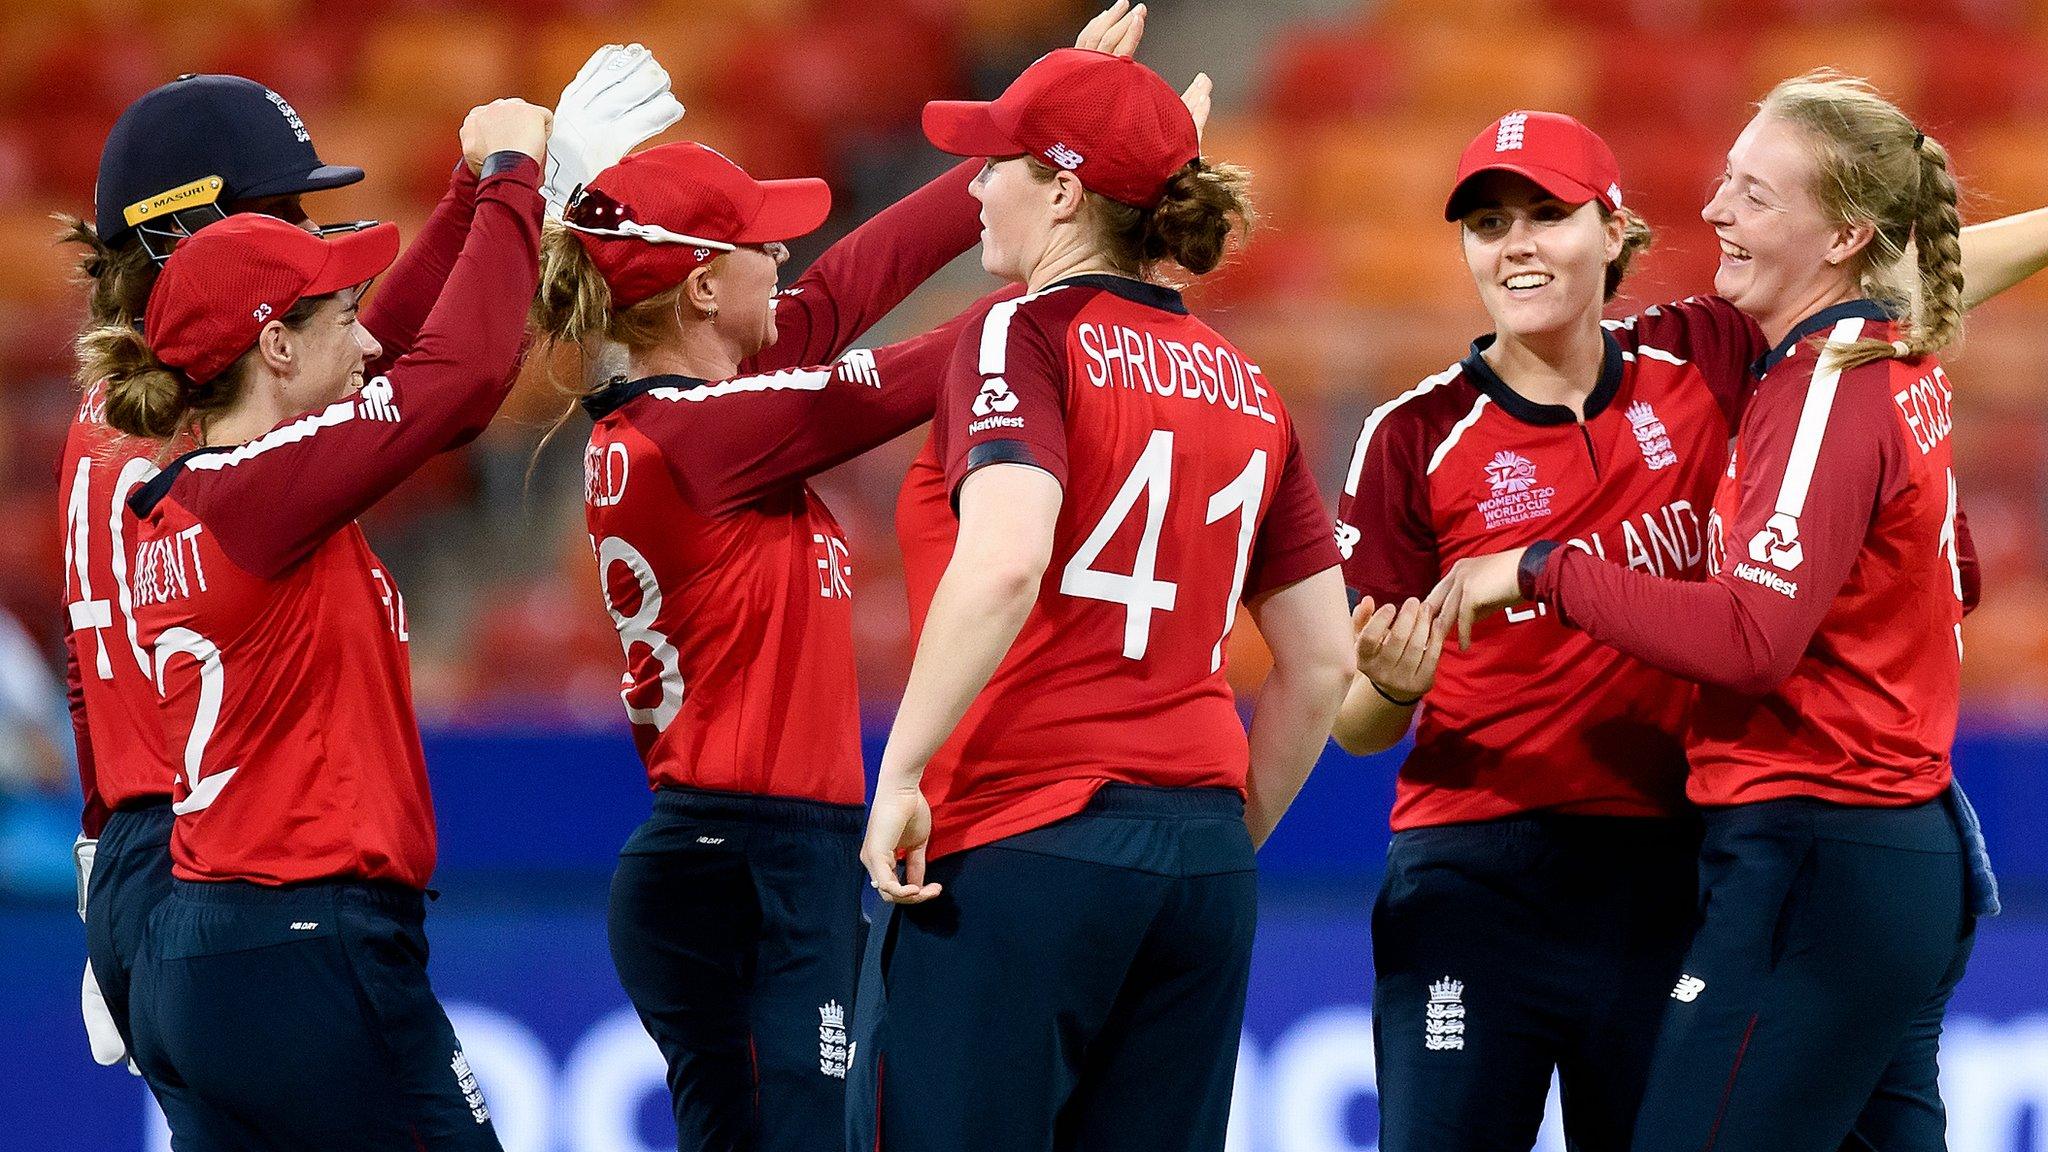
[62,160,484,836]
[1532,300,1966,808]
[581,160,998,804]
[123,155,541,886]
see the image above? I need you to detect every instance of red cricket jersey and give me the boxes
[124,157,541,886]
[911,274,1339,860]
[582,301,1008,804]
[1336,296,1766,830]
[59,388,170,835]
[59,162,481,837]
[577,161,995,806]
[1535,300,1964,808]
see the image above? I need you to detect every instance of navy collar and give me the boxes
[129,445,228,518]
[1047,273,1188,314]
[1751,298,1896,378]
[1459,330,1625,426]
[581,374,705,421]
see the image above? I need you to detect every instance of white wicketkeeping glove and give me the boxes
[74,834,95,922]
[83,959,134,1070]
[544,42,686,219]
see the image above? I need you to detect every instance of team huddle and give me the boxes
[56,4,2037,1151]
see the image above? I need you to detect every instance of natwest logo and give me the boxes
[1748,511,1803,571]
[1733,561,1798,599]
[972,376,1020,417]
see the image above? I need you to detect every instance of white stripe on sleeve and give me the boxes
[1343,364,1462,495]
[1774,317,1865,517]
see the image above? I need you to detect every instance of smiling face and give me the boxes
[1702,112,1868,342]
[1458,171,1621,344]
[277,288,382,415]
[701,241,788,357]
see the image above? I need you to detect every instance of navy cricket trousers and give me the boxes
[1372,814,1700,1152]
[607,786,867,1152]
[1628,797,1975,1152]
[849,783,1259,1152]
[129,878,503,1152]
[85,802,219,1150]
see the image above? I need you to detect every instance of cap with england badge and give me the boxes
[561,140,832,308]
[95,74,364,256]
[1444,110,1624,222]
[143,214,399,387]
[921,47,1199,210]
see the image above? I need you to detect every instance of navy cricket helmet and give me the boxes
[94,74,363,260]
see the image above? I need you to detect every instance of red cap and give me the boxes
[145,214,398,386]
[923,48,1198,210]
[1445,111,1624,221]
[564,141,832,308]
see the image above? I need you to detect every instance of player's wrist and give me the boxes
[1369,678,1423,708]
[1517,540,1562,601]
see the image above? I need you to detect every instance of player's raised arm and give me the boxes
[750,2,1174,372]
[357,162,479,374]
[97,99,548,580]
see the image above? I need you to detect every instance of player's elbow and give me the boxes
[1718,652,1800,697]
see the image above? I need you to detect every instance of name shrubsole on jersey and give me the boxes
[1076,321,1279,425]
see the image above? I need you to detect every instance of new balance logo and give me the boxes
[696,836,725,845]
[1672,974,1707,1002]
[1424,977,1466,1051]
[819,1000,849,1078]
[1045,142,1084,170]
[836,348,880,388]
[972,377,1020,417]
[1334,520,1361,561]
[1495,112,1528,152]
[289,922,318,930]
[357,375,400,423]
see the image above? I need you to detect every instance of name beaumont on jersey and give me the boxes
[1076,321,1279,425]
[133,526,209,608]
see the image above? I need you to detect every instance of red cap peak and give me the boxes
[564,141,831,308]
[146,214,398,386]
[1446,110,1623,221]
[923,48,1198,209]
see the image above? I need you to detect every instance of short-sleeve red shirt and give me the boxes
[908,275,1340,859]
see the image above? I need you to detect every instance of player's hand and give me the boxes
[461,99,554,175]
[543,43,685,218]
[1182,72,1213,144]
[861,776,942,905]
[1352,596,1444,703]
[1075,1,1146,56]
[1426,548,1529,652]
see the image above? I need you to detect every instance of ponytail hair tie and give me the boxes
[1892,339,1912,357]
[1914,132,1926,150]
